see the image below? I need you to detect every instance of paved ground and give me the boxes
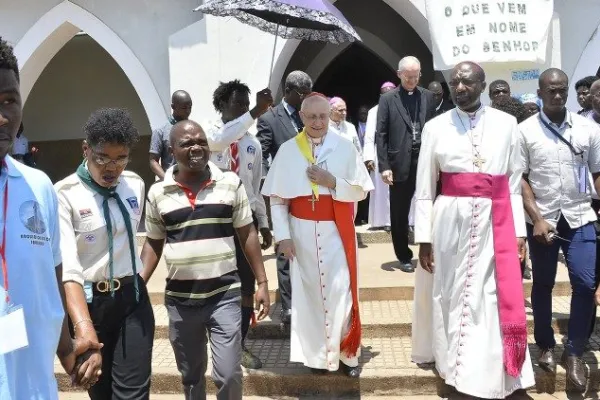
[58,392,587,399]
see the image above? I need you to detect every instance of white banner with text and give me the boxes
[425,0,554,70]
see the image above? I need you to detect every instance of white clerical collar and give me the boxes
[436,99,443,111]
[331,120,344,129]
[456,104,485,119]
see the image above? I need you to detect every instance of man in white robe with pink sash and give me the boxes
[411,61,535,398]
[261,93,373,377]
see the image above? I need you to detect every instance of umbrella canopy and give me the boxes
[194,0,361,44]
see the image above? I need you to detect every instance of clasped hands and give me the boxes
[306,165,336,189]
[58,334,104,389]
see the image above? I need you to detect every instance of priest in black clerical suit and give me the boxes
[376,56,436,272]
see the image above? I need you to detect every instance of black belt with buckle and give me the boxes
[93,275,137,295]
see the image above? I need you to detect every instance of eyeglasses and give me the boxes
[294,89,311,99]
[90,149,129,167]
[401,72,422,82]
[302,114,329,123]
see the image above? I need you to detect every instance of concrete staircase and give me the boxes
[56,232,600,397]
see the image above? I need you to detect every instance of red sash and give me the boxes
[440,172,527,378]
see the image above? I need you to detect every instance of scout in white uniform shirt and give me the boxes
[205,80,273,370]
[56,108,155,398]
[0,36,101,400]
[262,93,373,378]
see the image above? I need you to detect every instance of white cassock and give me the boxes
[330,120,363,218]
[363,106,391,228]
[261,130,373,370]
[330,120,362,155]
[411,106,534,398]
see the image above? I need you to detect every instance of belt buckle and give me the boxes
[96,278,121,293]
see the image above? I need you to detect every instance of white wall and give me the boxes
[169,16,288,125]
[2,0,204,114]
[23,35,151,142]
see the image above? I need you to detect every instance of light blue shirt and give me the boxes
[0,156,63,400]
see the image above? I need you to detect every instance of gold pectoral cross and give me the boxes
[473,155,486,171]
[308,194,319,211]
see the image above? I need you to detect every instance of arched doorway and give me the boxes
[278,0,434,119]
[313,44,396,122]
[23,34,154,186]
[14,1,164,187]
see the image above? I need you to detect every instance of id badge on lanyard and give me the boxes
[0,182,30,355]
[539,116,588,193]
[578,159,588,194]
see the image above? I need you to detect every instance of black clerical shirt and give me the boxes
[399,87,422,150]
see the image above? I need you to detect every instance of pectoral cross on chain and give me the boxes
[308,194,319,211]
[473,155,486,171]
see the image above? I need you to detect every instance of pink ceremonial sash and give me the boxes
[440,172,527,378]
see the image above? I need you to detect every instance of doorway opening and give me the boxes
[313,44,396,123]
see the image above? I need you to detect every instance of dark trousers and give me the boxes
[262,181,291,312]
[234,213,258,342]
[87,275,155,400]
[355,194,369,224]
[167,294,242,400]
[590,199,600,337]
[389,155,418,262]
[528,217,597,356]
[275,248,292,311]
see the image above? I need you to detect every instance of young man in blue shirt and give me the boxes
[0,36,102,399]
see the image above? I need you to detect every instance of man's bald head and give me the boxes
[539,68,568,88]
[590,80,600,115]
[172,90,191,103]
[329,97,347,123]
[452,61,486,83]
[590,80,600,95]
[449,61,487,112]
[169,120,209,172]
[300,93,330,138]
[171,90,193,121]
[170,120,204,145]
[538,68,569,115]
[301,93,330,113]
[428,81,444,105]
[428,81,442,93]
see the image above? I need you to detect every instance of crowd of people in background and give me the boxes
[5,28,600,400]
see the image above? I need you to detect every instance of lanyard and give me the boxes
[1,183,7,304]
[539,116,583,157]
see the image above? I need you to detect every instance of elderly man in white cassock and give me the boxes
[261,92,373,378]
[411,61,534,398]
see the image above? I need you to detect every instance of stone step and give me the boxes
[148,278,573,305]
[149,296,590,339]
[136,224,395,248]
[144,241,571,306]
[58,394,576,400]
[55,335,600,396]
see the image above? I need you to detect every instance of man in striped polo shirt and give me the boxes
[140,120,270,400]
